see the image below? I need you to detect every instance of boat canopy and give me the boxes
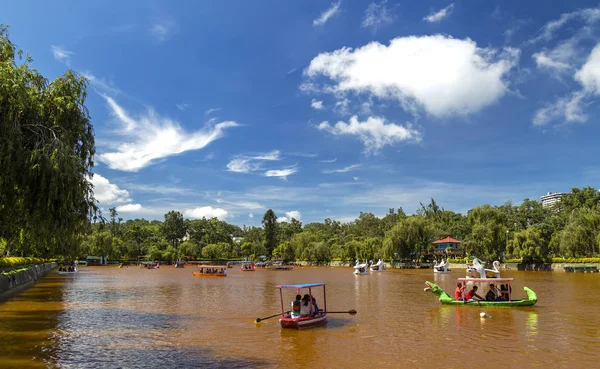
[276,283,325,289]
[199,265,227,269]
[458,278,513,283]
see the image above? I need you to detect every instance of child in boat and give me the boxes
[291,295,302,318]
[465,286,484,302]
[311,297,320,316]
[455,283,465,300]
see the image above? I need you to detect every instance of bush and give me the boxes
[551,257,600,263]
[0,257,46,267]
[503,259,522,263]
[1,267,28,275]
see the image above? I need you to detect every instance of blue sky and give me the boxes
[3,0,600,225]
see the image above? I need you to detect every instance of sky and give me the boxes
[3,0,600,226]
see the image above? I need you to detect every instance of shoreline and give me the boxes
[0,263,57,301]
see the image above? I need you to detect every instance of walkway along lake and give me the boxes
[0,266,599,368]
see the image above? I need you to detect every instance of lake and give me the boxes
[1,265,599,368]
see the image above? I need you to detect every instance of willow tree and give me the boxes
[0,26,97,257]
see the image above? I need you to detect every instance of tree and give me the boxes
[506,227,547,260]
[262,209,278,256]
[162,210,185,249]
[464,205,508,261]
[0,26,97,256]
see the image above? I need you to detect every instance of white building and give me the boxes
[541,192,567,208]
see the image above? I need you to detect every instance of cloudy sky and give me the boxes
[4,1,600,225]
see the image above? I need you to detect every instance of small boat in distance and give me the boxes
[277,283,327,329]
[433,259,451,274]
[353,260,369,275]
[241,261,255,271]
[193,265,227,277]
[139,261,160,269]
[174,261,185,268]
[424,278,538,307]
[58,263,78,275]
[370,259,387,272]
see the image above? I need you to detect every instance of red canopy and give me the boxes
[432,236,462,244]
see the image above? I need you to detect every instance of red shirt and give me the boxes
[466,289,477,300]
[455,286,463,299]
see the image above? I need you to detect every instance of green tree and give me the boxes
[0,26,97,257]
[262,209,278,256]
[162,210,186,248]
[464,205,508,261]
[506,227,547,260]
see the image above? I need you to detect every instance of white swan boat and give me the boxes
[466,258,500,278]
[370,259,387,272]
[353,260,369,275]
[433,258,451,274]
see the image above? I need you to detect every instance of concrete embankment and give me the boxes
[0,262,57,300]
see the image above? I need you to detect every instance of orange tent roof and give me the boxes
[432,236,462,244]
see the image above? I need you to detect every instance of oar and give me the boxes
[324,309,357,315]
[255,311,290,323]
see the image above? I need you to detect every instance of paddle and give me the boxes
[324,309,357,315]
[255,311,290,323]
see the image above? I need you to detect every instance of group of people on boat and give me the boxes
[455,282,511,302]
[58,265,75,272]
[198,267,226,275]
[289,294,321,318]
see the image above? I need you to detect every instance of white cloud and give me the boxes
[304,35,519,117]
[423,3,455,23]
[97,96,239,172]
[226,150,281,173]
[529,7,600,44]
[362,1,395,31]
[575,44,600,94]
[533,52,571,71]
[532,91,587,125]
[51,45,73,65]
[264,166,298,181]
[116,203,143,212]
[334,98,350,116]
[319,158,338,163]
[277,210,302,223]
[89,174,131,204]
[149,18,176,41]
[124,183,193,195]
[248,213,254,219]
[205,108,221,116]
[311,99,324,110]
[176,103,189,111]
[317,116,421,153]
[184,206,228,220]
[82,72,122,95]
[353,176,360,181]
[322,164,361,174]
[313,1,342,26]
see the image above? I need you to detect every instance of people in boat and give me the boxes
[300,294,312,316]
[485,284,503,301]
[455,283,465,301]
[311,297,320,316]
[291,295,302,318]
[500,284,511,300]
[465,286,484,302]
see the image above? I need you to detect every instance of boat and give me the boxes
[353,260,369,275]
[277,283,328,329]
[424,278,538,307]
[433,258,451,274]
[370,259,387,272]
[266,262,293,271]
[226,262,233,268]
[192,265,227,277]
[241,261,256,271]
[174,261,185,268]
[58,263,78,275]
[139,261,160,269]
[466,258,500,278]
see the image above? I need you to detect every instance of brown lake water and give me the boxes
[0,266,599,368]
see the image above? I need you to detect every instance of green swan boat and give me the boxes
[424,280,538,307]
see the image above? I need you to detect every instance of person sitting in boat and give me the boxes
[500,284,511,301]
[465,286,484,302]
[311,297,320,316]
[300,294,312,316]
[455,283,465,301]
[291,295,302,318]
[485,284,502,301]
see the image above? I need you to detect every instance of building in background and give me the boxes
[541,192,567,208]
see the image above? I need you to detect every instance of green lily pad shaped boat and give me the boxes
[424,278,538,307]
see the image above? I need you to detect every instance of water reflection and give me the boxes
[1,267,600,368]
